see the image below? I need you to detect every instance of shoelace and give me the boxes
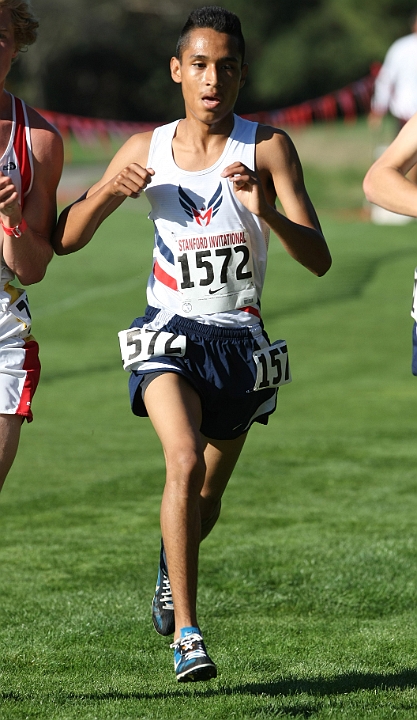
[160,574,174,610]
[170,633,206,659]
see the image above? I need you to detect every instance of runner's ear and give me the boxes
[170,57,182,85]
[239,63,249,89]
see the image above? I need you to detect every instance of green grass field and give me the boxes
[1,124,417,718]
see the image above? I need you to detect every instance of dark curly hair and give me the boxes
[0,0,38,51]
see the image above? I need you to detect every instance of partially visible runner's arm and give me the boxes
[363,113,417,216]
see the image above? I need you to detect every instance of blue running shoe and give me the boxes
[171,628,217,682]
[152,540,175,636]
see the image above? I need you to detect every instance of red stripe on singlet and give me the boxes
[241,306,261,318]
[16,339,41,423]
[13,98,32,206]
[153,260,178,290]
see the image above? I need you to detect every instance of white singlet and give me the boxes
[144,114,270,327]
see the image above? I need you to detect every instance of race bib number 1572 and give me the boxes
[175,230,257,314]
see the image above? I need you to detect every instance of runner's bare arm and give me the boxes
[52,132,154,255]
[1,111,64,285]
[363,113,417,216]
[221,126,331,276]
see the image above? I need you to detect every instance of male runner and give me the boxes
[53,6,331,683]
[0,0,63,492]
[364,113,417,372]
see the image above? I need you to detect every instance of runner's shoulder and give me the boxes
[24,105,62,144]
[116,130,154,167]
[255,124,299,171]
[23,105,63,173]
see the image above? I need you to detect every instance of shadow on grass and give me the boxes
[235,668,417,696]
[263,246,417,325]
[2,668,415,704]
[74,667,417,700]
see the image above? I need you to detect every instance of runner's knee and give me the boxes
[165,446,206,494]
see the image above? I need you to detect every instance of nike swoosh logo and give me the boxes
[208,286,226,295]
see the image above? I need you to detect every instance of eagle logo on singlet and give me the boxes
[178,183,223,226]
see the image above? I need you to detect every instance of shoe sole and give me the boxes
[176,662,217,683]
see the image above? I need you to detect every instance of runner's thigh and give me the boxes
[143,372,203,457]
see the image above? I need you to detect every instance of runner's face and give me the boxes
[171,28,247,125]
[0,9,17,84]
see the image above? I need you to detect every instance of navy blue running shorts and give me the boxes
[128,306,277,440]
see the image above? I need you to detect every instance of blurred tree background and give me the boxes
[6,0,417,121]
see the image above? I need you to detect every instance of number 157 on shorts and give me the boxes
[252,340,292,391]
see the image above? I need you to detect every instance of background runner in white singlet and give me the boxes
[0,1,63,493]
